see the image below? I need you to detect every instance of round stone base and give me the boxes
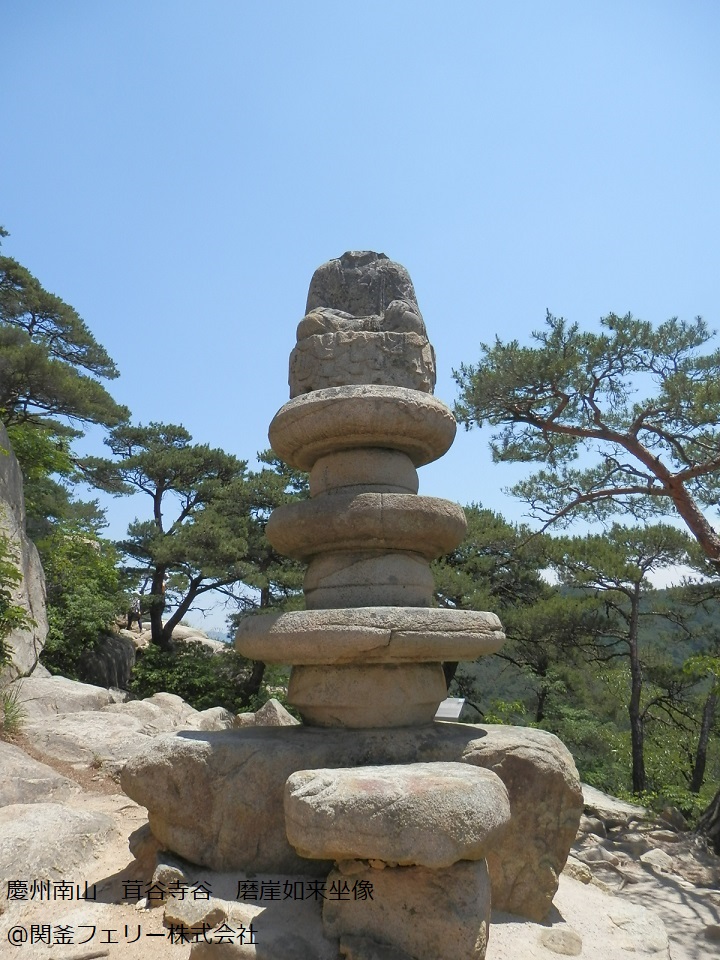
[287,663,447,728]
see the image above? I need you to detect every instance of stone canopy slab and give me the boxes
[285,762,511,868]
[268,385,456,470]
[267,492,467,561]
[234,607,505,665]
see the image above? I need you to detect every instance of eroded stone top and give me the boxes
[289,252,436,397]
[306,251,418,317]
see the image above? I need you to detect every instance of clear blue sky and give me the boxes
[2,2,719,628]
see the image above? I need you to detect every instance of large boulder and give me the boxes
[0,422,48,680]
[582,783,648,824]
[0,740,80,806]
[0,802,115,882]
[78,631,137,688]
[122,722,582,920]
[11,678,234,773]
[8,674,125,723]
[462,724,584,921]
[26,711,160,771]
[285,762,510,868]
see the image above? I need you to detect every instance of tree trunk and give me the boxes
[149,566,169,651]
[628,586,646,794]
[690,688,717,793]
[160,577,203,648]
[443,661,458,689]
[535,683,548,724]
[238,660,266,707]
[697,784,720,854]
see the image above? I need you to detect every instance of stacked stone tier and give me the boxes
[235,607,505,665]
[269,385,456,469]
[267,493,467,560]
[243,382,502,727]
[284,762,511,868]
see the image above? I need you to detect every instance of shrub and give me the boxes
[38,527,126,677]
[129,640,286,713]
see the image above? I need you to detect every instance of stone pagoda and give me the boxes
[239,250,505,729]
[122,252,583,960]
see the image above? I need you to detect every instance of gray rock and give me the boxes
[138,691,200,725]
[562,856,593,883]
[128,822,163,874]
[607,902,670,955]
[102,691,198,733]
[285,762,510,868]
[26,712,157,770]
[0,740,79,806]
[463,724,583,922]
[233,711,256,727]
[579,814,607,837]
[0,802,115,881]
[254,697,299,727]
[538,927,583,956]
[0,422,48,680]
[9,675,121,723]
[616,832,650,856]
[78,631,136,688]
[582,783,648,822]
[121,721,581,921]
[23,689,219,771]
[647,829,680,843]
[192,706,237,731]
[640,848,674,872]
[577,845,620,865]
[659,804,688,831]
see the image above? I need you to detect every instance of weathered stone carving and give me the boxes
[289,252,436,397]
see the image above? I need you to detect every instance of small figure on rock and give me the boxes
[127,594,143,632]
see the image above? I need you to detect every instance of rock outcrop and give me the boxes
[0,422,47,680]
